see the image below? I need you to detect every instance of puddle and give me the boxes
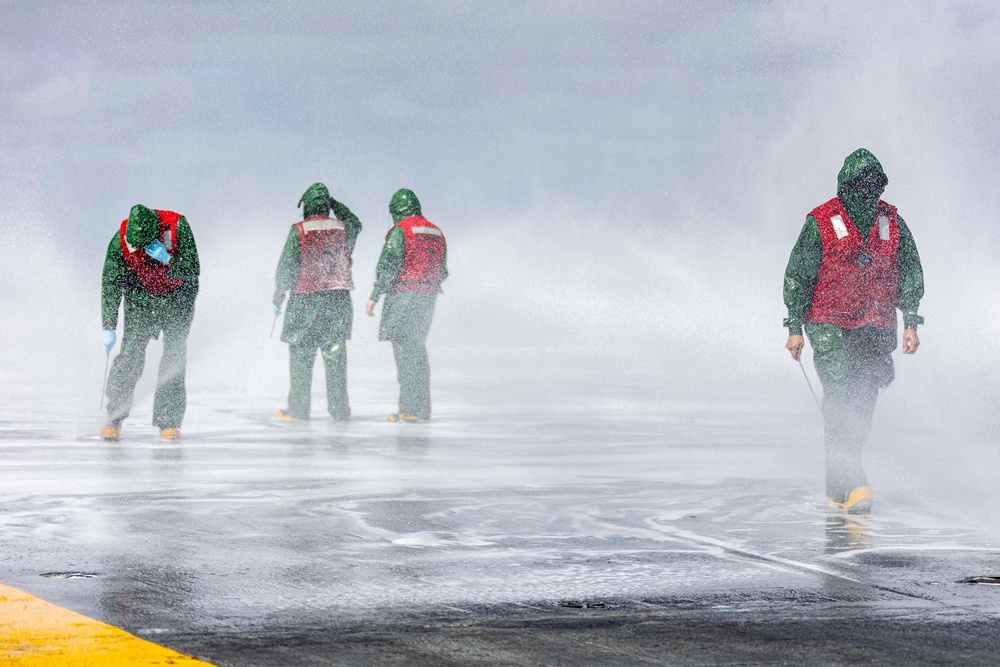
[959,576,1000,585]
[559,601,607,609]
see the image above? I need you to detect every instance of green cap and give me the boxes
[126,204,159,247]
[298,182,331,217]
[389,188,421,222]
[837,148,888,193]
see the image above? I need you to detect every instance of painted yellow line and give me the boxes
[0,583,215,666]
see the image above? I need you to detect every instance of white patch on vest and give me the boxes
[302,219,345,233]
[830,215,849,240]
[163,229,173,251]
[411,226,442,237]
[878,214,890,240]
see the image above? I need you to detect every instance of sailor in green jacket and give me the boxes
[365,189,448,422]
[784,149,924,513]
[101,205,200,441]
[273,183,361,421]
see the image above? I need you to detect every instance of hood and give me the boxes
[836,149,889,231]
[836,148,888,194]
[126,205,159,248]
[389,188,421,223]
[298,182,331,218]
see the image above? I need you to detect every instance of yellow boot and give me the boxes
[100,425,120,441]
[829,486,873,514]
[160,427,181,441]
[387,413,429,423]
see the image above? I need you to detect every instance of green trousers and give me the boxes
[281,291,352,420]
[806,324,895,502]
[393,338,431,417]
[287,338,349,420]
[380,292,437,417]
[106,308,193,429]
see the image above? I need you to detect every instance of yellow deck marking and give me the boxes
[0,584,215,666]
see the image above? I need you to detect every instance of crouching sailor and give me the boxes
[273,183,361,421]
[783,149,924,513]
[366,188,448,423]
[101,204,200,441]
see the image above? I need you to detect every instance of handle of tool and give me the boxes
[270,313,279,339]
[100,351,110,410]
[797,357,822,412]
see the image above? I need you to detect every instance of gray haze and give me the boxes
[2,2,1000,528]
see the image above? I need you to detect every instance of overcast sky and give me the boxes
[2,1,997,246]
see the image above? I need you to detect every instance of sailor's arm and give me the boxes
[330,199,362,255]
[366,226,405,316]
[897,217,924,354]
[169,216,200,282]
[783,216,822,358]
[101,233,126,330]
[369,226,405,303]
[896,217,924,330]
[273,227,301,308]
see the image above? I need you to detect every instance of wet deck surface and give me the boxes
[2,382,999,665]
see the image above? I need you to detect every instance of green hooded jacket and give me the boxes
[101,211,200,335]
[783,149,924,336]
[368,225,449,302]
[369,189,449,342]
[273,198,362,344]
[370,189,448,301]
[370,225,449,341]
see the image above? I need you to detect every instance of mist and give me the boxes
[2,0,1000,536]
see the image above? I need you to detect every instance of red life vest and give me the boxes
[391,216,446,293]
[806,197,899,329]
[118,210,184,296]
[293,216,354,293]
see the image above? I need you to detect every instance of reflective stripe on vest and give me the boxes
[391,216,445,293]
[118,210,184,296]
[293,216,354,294]
[805,197,900,330]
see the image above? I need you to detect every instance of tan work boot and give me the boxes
[160,427,181,441]
[828,486,873,514]
[387,413,429,423]
[100,425,120,441]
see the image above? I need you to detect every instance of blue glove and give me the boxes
[144,239,170,264]
[102,330,116,353]
[272,303,282,316]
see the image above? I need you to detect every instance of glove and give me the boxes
[144,239,171,264]
[272,303,282,316]
[102,330,116,353]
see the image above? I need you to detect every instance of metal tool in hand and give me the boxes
[100,352,110,410]
[797,357,822,412]
[270,314,279,338]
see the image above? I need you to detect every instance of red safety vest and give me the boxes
[119,210,184,296]
[806,197,899,329]
[391,216,446,293]
[293,216,354,293]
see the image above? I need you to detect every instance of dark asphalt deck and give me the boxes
[2,384,998,665]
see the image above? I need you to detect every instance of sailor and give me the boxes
[783,149,924,512]
[101,204,200,441]
[366,189,448,422]
[273,183,361,421]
